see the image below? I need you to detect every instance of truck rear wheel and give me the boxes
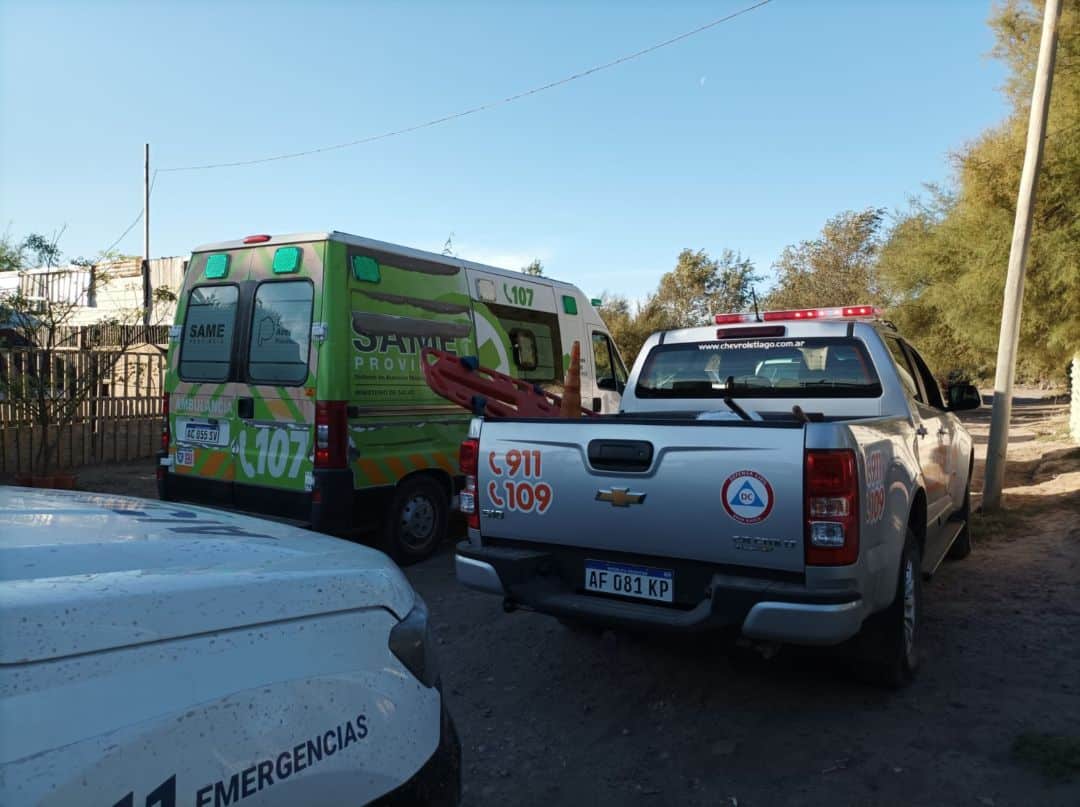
[382,476,448,566]
[856,529,922,688]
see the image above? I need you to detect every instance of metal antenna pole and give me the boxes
[983,0,1062,510]
[143,143,151,328]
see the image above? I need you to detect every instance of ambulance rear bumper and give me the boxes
[158,455,351,531]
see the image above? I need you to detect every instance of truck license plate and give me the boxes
[584,560,673,603]
[184,423,220,443]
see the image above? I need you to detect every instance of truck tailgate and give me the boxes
[476,419,806,574]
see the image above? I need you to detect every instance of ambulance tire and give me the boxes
[383,476,448,565]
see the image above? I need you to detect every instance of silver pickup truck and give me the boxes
[454,306,981,685]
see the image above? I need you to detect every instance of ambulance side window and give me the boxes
[247,281,314,385]
[487,303,563,383]
[509,328,539,371]
[178,284,239,382]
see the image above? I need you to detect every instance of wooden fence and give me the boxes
[44,323,171,350]
[0,348,167,474]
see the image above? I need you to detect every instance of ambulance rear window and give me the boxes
[178,285,239,382]
[247,280,314,385]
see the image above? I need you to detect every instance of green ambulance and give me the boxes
[158,231,628,563]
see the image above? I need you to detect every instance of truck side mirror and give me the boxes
[948,383,982,411]
[596,376,618,392]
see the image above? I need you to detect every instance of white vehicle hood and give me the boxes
[0,488,416,665]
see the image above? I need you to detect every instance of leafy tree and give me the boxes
[652,248,760,328]
[0,232,25,272]
[595,292,662,365]
[23,229,64,268]
[878,0,1080,382]
[521,258,544,276]
[595,249,758,364]
[765,208,886,311]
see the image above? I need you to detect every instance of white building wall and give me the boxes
[0,257,185,327]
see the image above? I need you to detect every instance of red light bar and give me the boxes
[763,308,821,321]
[715,305,881,326]
[763,306,881,322]
[714,313,754,325]
[841,305,879,317]
[243,234,272,244]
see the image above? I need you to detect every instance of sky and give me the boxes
[1,0,1010,302]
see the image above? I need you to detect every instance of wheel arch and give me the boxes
[396,467,454,500]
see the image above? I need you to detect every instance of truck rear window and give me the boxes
[178,285,239,382]
[636,337,881,398]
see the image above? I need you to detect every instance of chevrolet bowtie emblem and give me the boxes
[596,487,646,507]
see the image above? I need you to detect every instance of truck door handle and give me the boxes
[915,425,928,438]
[587,439,653,472]
[237,397,254,419]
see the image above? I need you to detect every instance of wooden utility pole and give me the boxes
[142,143,151,328]
[983,0,1062,510]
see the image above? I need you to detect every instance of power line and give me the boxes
[99,170,157,255]
[159,0,773,173]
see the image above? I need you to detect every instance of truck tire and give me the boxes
[856,529,922,688]
[382,476,448,566]
[947,463,973,560]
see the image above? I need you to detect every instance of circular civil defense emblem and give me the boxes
[721,470,774,525]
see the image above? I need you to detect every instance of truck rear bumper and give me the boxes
[455,553,506,595]
[741,599,864,645]
[456,541,865,645]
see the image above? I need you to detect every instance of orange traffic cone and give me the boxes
[561,340,582,417]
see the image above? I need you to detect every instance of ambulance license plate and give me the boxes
[184,423,220,444]
[584,560,673,603]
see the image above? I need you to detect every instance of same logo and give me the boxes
[721,470,774,524]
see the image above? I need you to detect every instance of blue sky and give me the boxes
[1,1,1008,301]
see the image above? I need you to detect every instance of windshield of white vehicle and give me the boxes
[636,337,881,398]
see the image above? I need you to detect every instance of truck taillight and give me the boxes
[161,391,170,451]
[459,438,479,530]
[314,401,348,469]
[805,449,859,566]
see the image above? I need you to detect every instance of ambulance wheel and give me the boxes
[383,476,448,565]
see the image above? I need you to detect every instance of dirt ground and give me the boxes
[63,394,1080,806]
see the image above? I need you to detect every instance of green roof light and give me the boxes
[590,298,603,307]
[272,246,301,274]
[204,253,229,279]
[352,255,381,283]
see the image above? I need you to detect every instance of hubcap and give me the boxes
[400,495,436,548]
[903,558,917,658]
